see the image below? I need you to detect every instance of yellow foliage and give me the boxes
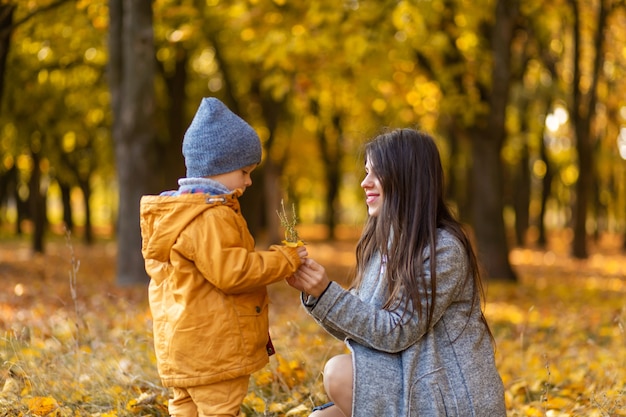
[244,391,266,413]
[275,354,306,388]
[523,405,545,416]
[24,396,59,416]
[544,395,572,409]
[268,401,286,413]
[253,368,274,386]
[1,240,626,416]
[285,404,310,416]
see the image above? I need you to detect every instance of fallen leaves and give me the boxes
[1,237,625,416]
[488,246,626,417]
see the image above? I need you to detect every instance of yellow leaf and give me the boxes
[253,368,274,386]
[285,404,309,416]
[243,391,266,413]
[268,401,286,412]
[1,377,22,395]
[282,240,304,247]
[544,395,572,409]
[24,396,59,416]
[524,405,544,416]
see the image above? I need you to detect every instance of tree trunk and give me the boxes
[15,168,27,236]
[469,0,518,281]
[312,99,343,240]
[537,130,553,248]
[0,163,16,225]
[470,132,516,280]
[29,150,46,254]
[160,44,188,190]
[324,155,340,240]
[0,4,15,115]
[513,93,532,247]
[568,0,587,258]
[79,179,93,245]
[572,118,593,258]
[240,166,266,239]
[569,0,607,259]
[513,145,530,247]
[256,88,288,245]
[58,181,73,232]
[263,159,282,245]
[109,0,158,286]
[445,125,471,224]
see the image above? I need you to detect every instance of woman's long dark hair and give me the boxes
[353,128,491,339]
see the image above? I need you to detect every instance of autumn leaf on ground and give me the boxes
[24,396,59,416]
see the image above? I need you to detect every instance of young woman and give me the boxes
[288,128,506,416]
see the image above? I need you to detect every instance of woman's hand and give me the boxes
[287,258,331,298]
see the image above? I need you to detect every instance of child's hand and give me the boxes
[287,258,330,297]
[296,245,308,260]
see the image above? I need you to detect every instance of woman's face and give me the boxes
[361,157,384,217]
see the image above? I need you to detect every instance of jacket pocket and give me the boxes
[409,367,460,416]
[232,292,269,357]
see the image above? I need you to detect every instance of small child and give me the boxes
[140,97,307,417]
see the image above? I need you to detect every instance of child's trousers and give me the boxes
[168,375,250,417]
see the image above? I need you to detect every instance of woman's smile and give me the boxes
[365,192,380,204]
[361,159,383,217]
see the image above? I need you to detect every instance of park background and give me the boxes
[0,0,625,416]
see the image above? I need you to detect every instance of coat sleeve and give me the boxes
[306,236,471,353]
[301,291,352,342]
[182,206,302,293]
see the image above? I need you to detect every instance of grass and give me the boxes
[0,231,625,416]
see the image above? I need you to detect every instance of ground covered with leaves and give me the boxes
[1,232,625,416]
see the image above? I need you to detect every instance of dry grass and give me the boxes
[0,231,625,416]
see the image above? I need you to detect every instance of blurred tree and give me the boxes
[152,2,199,191]
[0,0,72,116]
[0,0,78,250]
[469,0,520,281]
[567,0,616,259]
[28,147,46,252]
[310,97,344,239]
[0,3,16,112]
[1,0,625,275]
[186,1,277,239]
[522,2,565,248]
[298,2,396,239]
[396,0,520,280]
[504,1,566,247]
[191,0,309,243]
[109,0,157,285]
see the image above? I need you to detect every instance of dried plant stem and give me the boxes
[65,228,83,369]
[276,199,301,245]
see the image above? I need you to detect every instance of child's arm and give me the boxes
[185,208,305,293]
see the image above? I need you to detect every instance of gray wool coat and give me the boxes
[303,229,506,416]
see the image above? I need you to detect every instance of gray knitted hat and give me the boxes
[182,97,262,178]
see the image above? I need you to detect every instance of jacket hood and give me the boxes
[140,191,241,263]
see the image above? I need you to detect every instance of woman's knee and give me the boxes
[322,354,352,399]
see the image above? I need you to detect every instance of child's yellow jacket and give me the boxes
[140,190,302,387]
